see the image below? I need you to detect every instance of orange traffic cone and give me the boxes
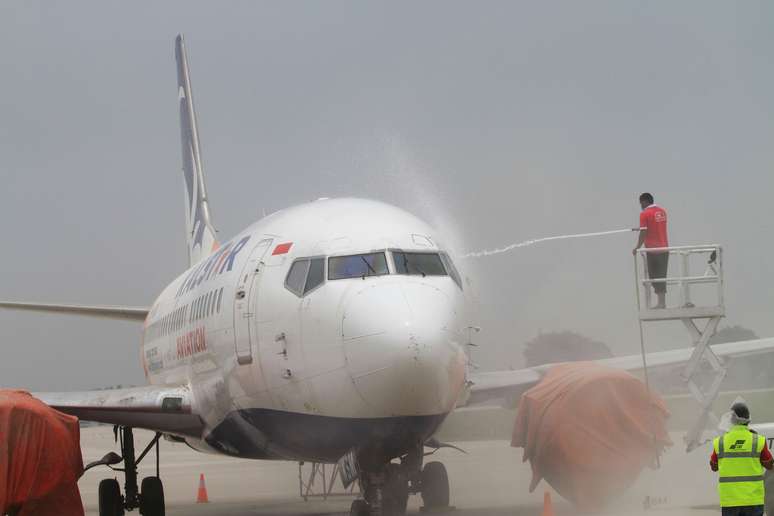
[542,490,555,516]
[196,473,209,503]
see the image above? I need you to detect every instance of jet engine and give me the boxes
[511,362,671,511]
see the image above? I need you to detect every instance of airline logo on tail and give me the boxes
[175,34,219,265]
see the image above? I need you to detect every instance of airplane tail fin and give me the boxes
[175,34,219,266]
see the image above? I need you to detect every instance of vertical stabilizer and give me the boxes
[175,34,219,266]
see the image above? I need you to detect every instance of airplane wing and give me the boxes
[35,384,204,438]
[0,301,149,321]
[464,337,774,408]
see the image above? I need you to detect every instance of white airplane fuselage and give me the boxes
[141,197,470,462]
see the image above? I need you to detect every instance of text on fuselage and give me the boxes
[175,235,250,298]
[177,327,207,359]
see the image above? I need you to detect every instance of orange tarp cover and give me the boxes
[0,390,84,516]
[511,362,671,511]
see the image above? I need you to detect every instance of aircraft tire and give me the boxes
[98,478,123,516]
[420,461,449,509]
[349,499,369,516]
[139,476,165,516]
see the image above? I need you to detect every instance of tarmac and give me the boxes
[79,426,720,516]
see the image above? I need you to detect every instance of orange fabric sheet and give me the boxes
[511,362,671,511]
[0,390,84,516]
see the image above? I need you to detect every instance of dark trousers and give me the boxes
[721,505,764,516]
[646,252,669,294]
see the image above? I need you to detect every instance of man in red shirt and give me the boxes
[633,192,669,308]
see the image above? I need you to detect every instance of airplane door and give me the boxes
[233,238,273,365]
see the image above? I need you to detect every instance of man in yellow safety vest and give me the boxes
[711,402,774,515]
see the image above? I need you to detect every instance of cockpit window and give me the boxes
[329,252,389,280]
[440,252,463,290]
[393,251,447,277]
[285,260,310,296]
[285,257,326,297]
[304,258,325,293]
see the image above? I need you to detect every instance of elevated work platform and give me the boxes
[634,244,726,452]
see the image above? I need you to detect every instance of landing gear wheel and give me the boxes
[98,478,123,516]
[350,499,369,516]
[383,464,409,515]
[421,461,449,509]
[139,476,165,516]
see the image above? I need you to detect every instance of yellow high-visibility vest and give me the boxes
[713,425,766,507]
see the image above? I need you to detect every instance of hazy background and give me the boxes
[1,2,772,390]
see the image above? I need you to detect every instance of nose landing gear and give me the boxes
[349,444,451,516]
[84,426,165,516]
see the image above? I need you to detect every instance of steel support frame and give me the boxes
[634,245,727,454]
[298,461,358,501]
[680,316,726,452]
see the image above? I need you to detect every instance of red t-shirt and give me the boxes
[639,204,668,248]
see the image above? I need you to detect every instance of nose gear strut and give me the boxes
[347,441,452,516]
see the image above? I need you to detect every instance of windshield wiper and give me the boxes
[361,256,376,278]
[402,254,426,278]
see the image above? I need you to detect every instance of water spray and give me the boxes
[461,227,642,258]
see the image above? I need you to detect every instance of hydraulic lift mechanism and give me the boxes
[635,244,726,452]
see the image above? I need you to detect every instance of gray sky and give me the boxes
[1,2,773,390]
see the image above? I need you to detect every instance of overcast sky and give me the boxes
[1,2,772,390]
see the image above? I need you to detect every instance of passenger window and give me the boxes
[328,253,389,280]
[286,260,310,296]
[393,252,447,276]
[304,258,325,293]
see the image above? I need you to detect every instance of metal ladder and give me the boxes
[635,245,725,452]
[298,461,359,501]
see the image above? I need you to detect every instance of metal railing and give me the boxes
[635,244,724,319]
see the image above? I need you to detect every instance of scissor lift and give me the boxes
[635,245,725,452]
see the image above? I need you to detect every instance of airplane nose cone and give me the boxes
[342,283,466,417]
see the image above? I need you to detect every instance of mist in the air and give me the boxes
[0,2,773,396]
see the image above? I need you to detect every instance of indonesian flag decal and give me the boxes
[272,242,293,255]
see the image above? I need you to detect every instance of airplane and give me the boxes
[3,35,774,516]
